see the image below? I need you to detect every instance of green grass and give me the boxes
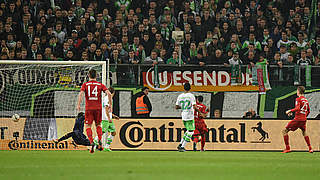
[0,151,319,180]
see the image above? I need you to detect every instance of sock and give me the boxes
[193,135,200,143]
[105,135,114,148]
[201,134,206,150]
[94,136,98,143]
[86,128,93,144]
[304,136,311,148]
[188,131,194,138]
[181,131,194,147]
[181,139,187,147]
[97,126,103,141]
[283,135,290,150]
[180,138,184,144]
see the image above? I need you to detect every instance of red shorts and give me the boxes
[85,109,102,125]
[194,119,208,135]
[285,120,306,131]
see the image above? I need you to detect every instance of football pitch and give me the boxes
[0,150,319,180]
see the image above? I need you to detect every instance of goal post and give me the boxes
[0,60,107,149]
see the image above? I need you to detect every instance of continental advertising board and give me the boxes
[1,118,319,151]
[0,117,87,150]
[108,119,320,151]
[0,140,88,150]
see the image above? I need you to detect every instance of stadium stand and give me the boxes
[0,0,319,86]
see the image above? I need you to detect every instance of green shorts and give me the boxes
[101,120,116,133]
[183,119,195,131]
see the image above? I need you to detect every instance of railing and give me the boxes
[108,64,320,88]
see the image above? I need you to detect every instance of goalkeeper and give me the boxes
[54,112,91,146]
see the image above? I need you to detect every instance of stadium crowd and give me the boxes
[0,0,319,68]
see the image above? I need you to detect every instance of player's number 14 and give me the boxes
[88,85,98,98]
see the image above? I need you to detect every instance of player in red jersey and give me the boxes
[192,95,209,151]
[77,69,112,153]
[282,86,313,153]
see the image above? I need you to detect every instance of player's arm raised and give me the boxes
[77,90,84,112]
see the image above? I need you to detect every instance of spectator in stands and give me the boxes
[311,35,320,56]
[207,49,225,65]
[93,48,105,61]
[315,49,320,65]
[242,33,262,52]
[142,33,153,56]
[224,51,243,67]
[144,50,164,65]
[128,49,140,64]
[167,51,180,65]
[116,42,128,61]
[88,43,97,60]
[270,52,283,68]
[306,48,315,64]
[71,30,82,51]
[197,42,207,66]
[185,42,198,64]
[160,49,169,63]
[0,0,314,73]
[283,54,295,81]
[220,22,232,46]
[297,50,312,66]
[207,35,221,57]
[277,31,292,49]
[65,50,75,61]
[279,45,290,63]
[243,108,260,119]
[262,45,274,61]
[246,50,257,66]
[213,109,221,118]
[53,23,66,44]
[27,42,38,60]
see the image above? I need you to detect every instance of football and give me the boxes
[12,114,20,122]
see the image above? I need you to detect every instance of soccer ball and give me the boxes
[12,114,20,122]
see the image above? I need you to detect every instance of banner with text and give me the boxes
[0,140,88,150]
[142,66,259,91]
[2,118,320,151]
[109,119,320,151]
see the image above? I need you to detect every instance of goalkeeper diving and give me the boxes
[94,87,119,151]
[54,112,92,147]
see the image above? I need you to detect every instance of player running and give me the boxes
[94,87,119,152]
[175,82,198,152]
[54,112,92,147]
[192,95,209,152]
[77,69,112,153]
[283,86,313,153]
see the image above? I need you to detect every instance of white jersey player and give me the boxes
[94,87,118,152]
[175,82,197,152]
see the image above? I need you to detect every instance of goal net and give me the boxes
[0,61,106,150]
